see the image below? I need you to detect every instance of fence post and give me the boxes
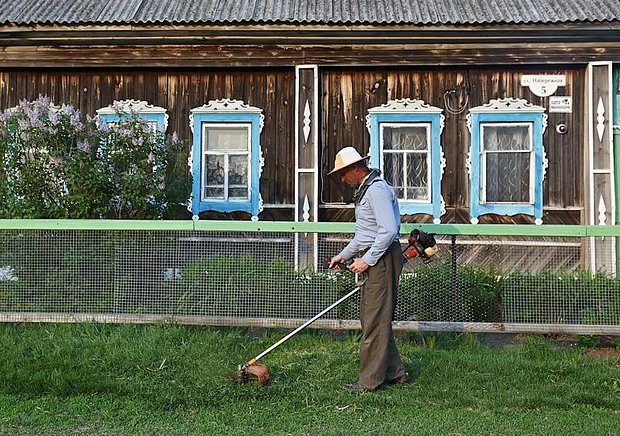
[450,234,458,321]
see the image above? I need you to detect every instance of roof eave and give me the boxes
[1,22,619,46]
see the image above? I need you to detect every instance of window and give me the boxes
[367,99,445,222]
[467,98,548,224]
[381,123,430,201]
[202,124,250,201]
[95,99,168,132]
[189,99,264,220]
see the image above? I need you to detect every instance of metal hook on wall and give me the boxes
[443,87,470,115]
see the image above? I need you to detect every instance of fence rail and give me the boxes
[0,220,619,335]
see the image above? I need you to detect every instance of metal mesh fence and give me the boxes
[0,226,618,334]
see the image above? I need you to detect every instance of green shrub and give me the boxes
[0,96,191,219]
[398,263,503,322]
[98,109,190,219]
[177,255,349,318]
[2,246,619,325]
[0,96,107,218]
[503,269,620,324]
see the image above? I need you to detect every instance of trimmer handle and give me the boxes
[323,257,354,270]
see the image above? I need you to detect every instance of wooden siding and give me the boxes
[320,66,586,225]
[0,65,587,224]
[1,44,619,68]
[0,68,296,219]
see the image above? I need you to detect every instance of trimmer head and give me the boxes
[235,360,271,385]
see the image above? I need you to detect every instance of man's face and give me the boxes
[338,165,361,188]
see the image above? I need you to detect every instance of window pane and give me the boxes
[205,154,224,185]
[206,127,248,151]
[383,153,404,198]
[483,125,530,151]
[205,187,224,198]
[146,121,158,133]
[485,153,530,202]
[229,154,249,199]
[229,154,248,185]
[406,153,428,200]
[383,126,427,151]
[229,187,248,198]
[204,154,224,199]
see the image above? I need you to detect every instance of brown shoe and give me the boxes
[386,372,410,385]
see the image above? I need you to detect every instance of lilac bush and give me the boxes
[98,109,189,219]
[0,96,106,218]
[0,96,190,219]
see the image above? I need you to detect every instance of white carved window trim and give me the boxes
[189,99,265,220]
[366,98,445,223]
[95,99,169,132]
[466,98,548,224]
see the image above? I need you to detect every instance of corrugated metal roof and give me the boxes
[0,0,619,26]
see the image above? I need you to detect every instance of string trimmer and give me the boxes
[235,268,363,385]
[235,229,438,385]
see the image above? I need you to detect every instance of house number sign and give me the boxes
[521,74,566,97]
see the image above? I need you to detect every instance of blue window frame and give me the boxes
[189,99,264,220]
[366,99,446,223]
[95,99,168,132]
[467,98,548,224]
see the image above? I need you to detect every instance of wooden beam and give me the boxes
[1,43,620,68]
[1,312,618,335]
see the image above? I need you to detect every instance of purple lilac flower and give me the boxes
[48,109,59,125]
[111,101,125,112]
[77,140,91,153]
[18,119,30,130]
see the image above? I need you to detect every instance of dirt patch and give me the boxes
[585,348,620,360]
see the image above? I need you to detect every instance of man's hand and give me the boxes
[329,255,346,270]
[349,257,369,273]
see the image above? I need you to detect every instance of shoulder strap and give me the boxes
[353,169,382,205]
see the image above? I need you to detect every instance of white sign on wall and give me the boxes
[549,96,572,113]
[521,74,566,97]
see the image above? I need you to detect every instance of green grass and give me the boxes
[1,324,619,435]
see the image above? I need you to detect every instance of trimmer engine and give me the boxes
[403,229,438,261]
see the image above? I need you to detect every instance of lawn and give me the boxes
[1,323,619,435]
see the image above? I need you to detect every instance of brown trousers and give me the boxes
[358,241,406,390]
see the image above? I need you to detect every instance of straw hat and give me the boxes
[328,147,370,175]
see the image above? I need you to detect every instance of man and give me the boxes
[328,146,409,392]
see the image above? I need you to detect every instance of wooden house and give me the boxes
[0,0,619,268]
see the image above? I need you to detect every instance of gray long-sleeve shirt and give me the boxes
[338,177,401,266]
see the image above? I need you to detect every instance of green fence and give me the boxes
[0,220,618,335]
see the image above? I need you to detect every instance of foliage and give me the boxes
[0,96,106,218]
[2,246,620,326]
[98,108,190,219]
[503,269,620,324]
[398,263,504,323]
[176,254,344,318]
[0,96,191,219]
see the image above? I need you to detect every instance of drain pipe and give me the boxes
[614,68,619,271]
[615,124,619,272]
